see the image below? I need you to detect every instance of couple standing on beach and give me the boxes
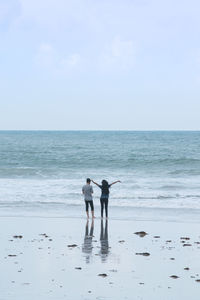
[82,178,121,219]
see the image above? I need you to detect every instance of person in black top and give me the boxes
[91,179,121,219]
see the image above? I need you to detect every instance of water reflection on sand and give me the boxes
[100,220,109,262]
[82,220,94,263]
[82,219,110,264]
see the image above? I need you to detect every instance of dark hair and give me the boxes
[101,180,109,195]
[86,178,91,183]
[101,179,109,187]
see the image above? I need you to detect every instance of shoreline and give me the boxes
[1,204,200,224]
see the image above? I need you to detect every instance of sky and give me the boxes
[0,0,200,130]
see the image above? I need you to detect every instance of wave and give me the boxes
[111,194,200,200]
[1,192,200,209]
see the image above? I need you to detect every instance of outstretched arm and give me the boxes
[91,180,100,187]
[110,180,121,186]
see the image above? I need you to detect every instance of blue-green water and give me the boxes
[0,131,200,217]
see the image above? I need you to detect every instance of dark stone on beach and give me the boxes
[154,236,160,238]
[98,273,108,277]
[49,239,52,241]
[139,282,144,285]
[135,252,150,256]
[67,244,77,248]
[196,279,200,282]
[180,237,190,240]
[195,242,200,244]
[13,235,23,239]
[88,291,92,293]
[75,267,82,270]
[183,243,192,247]
[170,258,175,260]
[170,275,179,279]
[39,234,49,238]
[166,240,172,243]
[134,231,148,237]
[8,255,17,257]
[118,240,125,243]
[184,267,190,270]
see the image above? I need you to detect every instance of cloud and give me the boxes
[35,43,55,68]
[197,52,200,64]
[61,54,81,67]
[18,0,93,29]
[0,2,9,21]
[102,36,136,70]
[35,42,81,72]
[0,0,20,25]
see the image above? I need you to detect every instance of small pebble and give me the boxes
[98,273,108,277]
[134,231,148,237]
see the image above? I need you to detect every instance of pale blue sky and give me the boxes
[0,0,200,130]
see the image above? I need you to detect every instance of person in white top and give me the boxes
[82,178,95,218]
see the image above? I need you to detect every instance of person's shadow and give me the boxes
[82,220,94,264]
[100,219,109,262]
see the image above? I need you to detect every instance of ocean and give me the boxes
[1,131,200,220]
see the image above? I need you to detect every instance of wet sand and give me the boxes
[1,216,200,300]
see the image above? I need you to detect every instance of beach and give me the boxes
[1,214,200,300]
[1,131,200,299]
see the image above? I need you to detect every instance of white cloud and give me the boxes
[0,2,9,21]
[35,43,55,68]
[197,52,200,64]
[102,36,136,70]
[35,43,81,72]
[61,54,80,67]
[0,0,20,24]
[18,0,92,29]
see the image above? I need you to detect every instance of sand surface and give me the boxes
[0,216,200,300]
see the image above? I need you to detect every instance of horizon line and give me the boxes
[0,129,200,132]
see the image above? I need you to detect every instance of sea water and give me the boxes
[0,131,200,220]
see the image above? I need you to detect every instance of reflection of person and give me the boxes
[92,179,121,218]
[82,220,94,264]
[100,219,109,262]
[82,178,95,219]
